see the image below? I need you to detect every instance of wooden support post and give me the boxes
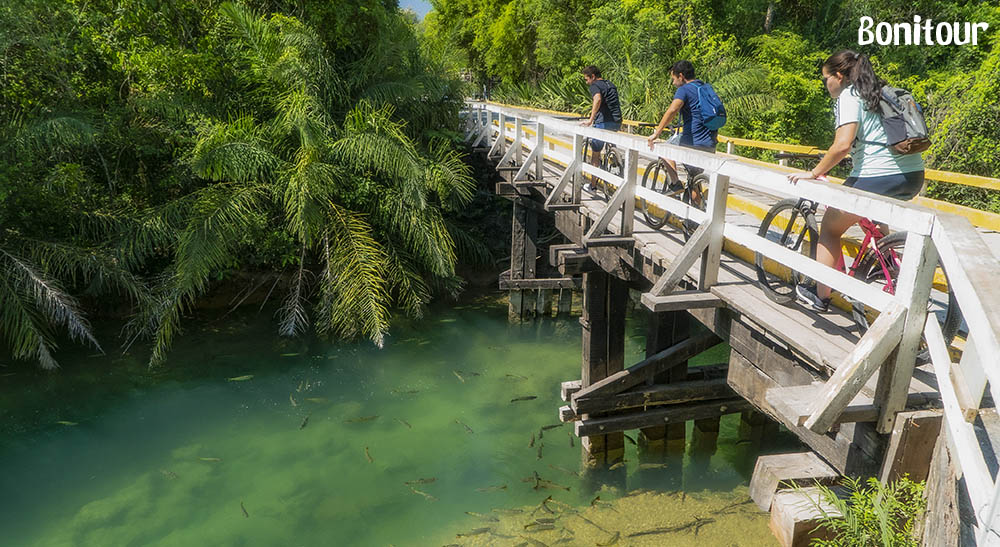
[508,199,538,321]
[557,288,573,317]
[879,409,942,484]
[580,271,627,479]
[638,310,692,462]
[699,172,730,289]
[874,233,937,434]
[739,410,769,449]
[692,416,721,455]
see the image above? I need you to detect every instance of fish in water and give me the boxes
[465,511,499,521]
[609,461,625,471]
[568,433,574,448]
[452,370,465,383]
[624,434,636,445]
[524,523,555,531]
[289,394,298,407]
[390,388,420,394]
[343,415,379,424]
[159,469,179,480]
[548,464,579,477]
[240,501,249,518]
[535,479,570,491]
[409,488,437,502]
[404,478,437,485]
[55,421,77,426]
[536,444,543,460]
[199,457,222,463]
[596,531,620,546]
[510,396,537,403]
[296,380,304,392]
[280,353,299,357]
[364,446,374,463]
[518,537,548,547]
[456,527,491,537]
[299,414,310,430]
[395,418,412,429]
[455,419,474,434]
[304,397,329,403]
[227,375,254,382]
[638,463,668,470]
[540,424,563,431]
[493,508,525,515]
[475,484,507,493]
[505,373,527,380]
[529,433,535,448]
[590,495,601,506]
[538,428,543,440]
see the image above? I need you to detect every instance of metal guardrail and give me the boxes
[464,101,1000,543]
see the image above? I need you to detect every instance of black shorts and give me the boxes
[844,171,924,201]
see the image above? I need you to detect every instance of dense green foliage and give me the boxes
[807,476,926,546]
[1,0,477,367]
[427,0,1000,209]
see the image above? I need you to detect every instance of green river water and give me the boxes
[0,294,802,546]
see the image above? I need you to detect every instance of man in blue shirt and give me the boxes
[580,66,622,183]
[646,60,718,169]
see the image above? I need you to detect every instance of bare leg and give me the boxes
[816,207,861,300]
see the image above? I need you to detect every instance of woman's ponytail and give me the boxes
[823,50,886,112]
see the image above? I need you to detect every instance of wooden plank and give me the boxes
[554,247,598,275]
[875,233,937,433]
[879,409,943,484]
[572,377,734,415]
[712,283,853,372]
[766,384,935,427]
[803,301,906,433]
[700,172,730,289]
[644,221,711,298]
[641,290,725,312]
[727,350,881,475]
[584,236,635,248]
[749,452,839,511]
[570,331,720,402]
[925,318,995,517]
[769,488,841,547]
[561,380,582,402]
[499,276,580,290]
[574,398,750,436]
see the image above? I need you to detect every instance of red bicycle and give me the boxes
[753,153,961,349]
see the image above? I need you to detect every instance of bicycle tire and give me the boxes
[848,231,961,350]
[680,173,708,241]
[601,148,623,201]
[641,159,677,229]
[754,198,819,305]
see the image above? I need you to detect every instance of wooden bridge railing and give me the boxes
[464,102,1000,543]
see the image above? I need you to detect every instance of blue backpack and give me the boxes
[694,82,727,131]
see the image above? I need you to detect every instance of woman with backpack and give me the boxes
[788,50,926,312]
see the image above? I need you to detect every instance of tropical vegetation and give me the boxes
[426,0,1000,210]
[1,0,478,368]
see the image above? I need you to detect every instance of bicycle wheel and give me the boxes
[641,159,678,229]
[848,231,961,349]
[601,148,623,201]
[755,198,819,305]
[680,173,708,241]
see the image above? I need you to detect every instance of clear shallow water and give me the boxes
[0,296,797,546]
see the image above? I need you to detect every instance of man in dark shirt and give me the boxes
[581,66,622,180]
[646,60,717,175]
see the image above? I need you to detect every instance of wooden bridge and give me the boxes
[464,102,1000,545]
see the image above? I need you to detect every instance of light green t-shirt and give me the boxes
[835,85,924,178]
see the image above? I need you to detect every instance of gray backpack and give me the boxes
[861,86,931,155]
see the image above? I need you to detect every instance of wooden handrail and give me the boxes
[482,100,1000,194]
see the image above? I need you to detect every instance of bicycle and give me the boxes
[575,119,625,201]
[753,152,961,347]
[640,124,708,239]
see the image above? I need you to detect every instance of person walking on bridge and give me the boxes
[787,50,925,312]
[580,66,622,190]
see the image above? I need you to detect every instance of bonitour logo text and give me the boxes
[859,16,989,46]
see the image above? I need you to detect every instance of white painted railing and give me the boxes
[464,101,1000,543]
